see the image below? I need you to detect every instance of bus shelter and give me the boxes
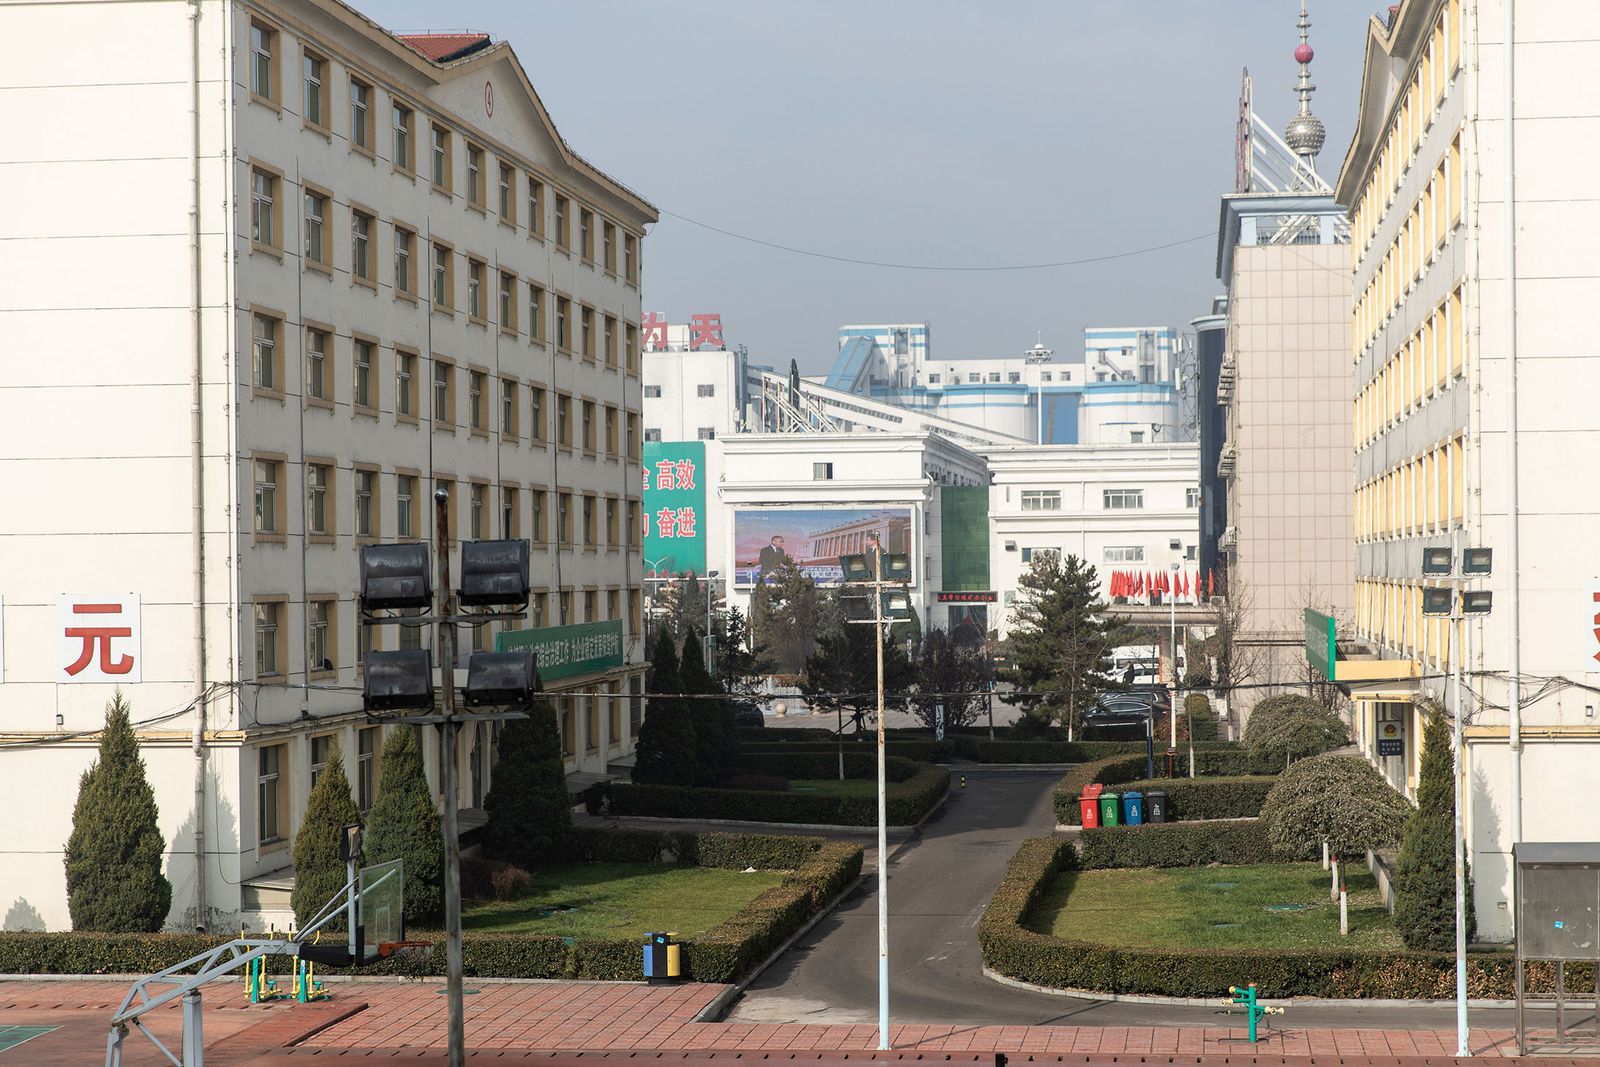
[1515,842,1600,1055]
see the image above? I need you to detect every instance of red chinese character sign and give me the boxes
[57,594,141,683]
[641,311,668,352]
[689,313,724,351]
[642,441,706,579]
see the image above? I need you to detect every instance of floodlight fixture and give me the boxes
[363,649,434,710]
[1421,587,1455,617]
[880,589,913,619]
[1422,546,1455,577]
[459,538,531,608]
[1461,590,1494,616]
[1462,547,1493,577]
[360,543,432,611]
[881,553,913,583]
[463,650,537,706]
[839,554,872,582]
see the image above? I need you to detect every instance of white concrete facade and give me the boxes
[982,444,1202,640]
[1336,0,1600,939]
[642,345,748,443]
[0,0,654,931]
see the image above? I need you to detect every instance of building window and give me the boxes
[253,458,281,534]
[396,351,416,417]
[556,394,571,446]
[1103,545,1145,563]
[968,373,981,383]
[581,306,595,359]
[583,496,596,546]
[555,297,570,350]
[398,621,422,651]
[531,491,546,543]
[430,123,450,189]
[1129,431,1144,444]
[498,271,515,331]
[529,387,545,442]
[697,427,715,440]
[350,209,373,281]
[250,168,278,249]
[466,144,484,207]
[928,373,941,384]
[254,601,283,678]
[643,428,662,443]
[249,21,277,102]
[988,372,1001,383]
[302,190,328,266]
[396,474,416,537]
[393,226,414,295]
[606,499,619,545]
[431,243,452,308]
[624,233,637,283]
[306,462,331,536]
[500,379,518,437]
[302,51,325,127]
[353,339,373,409]
[1020,490,1061,511]
[554,195,569,249]
[307,600,334,674]
[814,462,833,480]
[1103,488,1145,510]
[527,284,543,341]
[257,743,285,845]
[355,468,376,538]
[252,313,280,392]
[626,324,639,373]
[604,316,617,367]
[432,361,452,424]
[557,493,571,546]
[467,259,485,320]
[605,406,618,454]
[304,328,328,400]
[579,208,593,261]
[357,727,378,812]
[500,486,520,540]
[1186,486,1202,508]
[468,371,486,430]
[349,77,371,149]
[1008,372,1021,383]
[391,102,414,171]
[1020,547,1060,564]
[527,177,543,237]
[581,400,595,451]
[470,483,487,539]
[697,383,716,397]
[498,163,514,223]
[1186,544,1198,561]
[643,384,661,398]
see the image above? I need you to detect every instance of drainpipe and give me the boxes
[187,0,208,930]
[1502,0,1521,851]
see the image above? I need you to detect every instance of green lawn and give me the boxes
[462,862,785,939]
[1026,862,1403,951]
[788,778,878,797]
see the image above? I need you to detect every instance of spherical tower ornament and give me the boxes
[1295,43,1314,65]
[1284,112,1327,157]
[1285,1,1325,164]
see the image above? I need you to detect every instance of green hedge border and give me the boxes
[589,758,949,828]
[1076,819,1297,868]
[978,835,1560,999]
[0,827,864,984]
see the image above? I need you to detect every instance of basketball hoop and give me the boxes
[376,940,434,960]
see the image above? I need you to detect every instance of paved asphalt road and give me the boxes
[728,764,1521,1032]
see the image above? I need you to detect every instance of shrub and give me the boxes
[1113,775,1278,821]
[363,728,444,927]
[1262,754,1412,861]
[490,864,532,901]
[1394,707,1476,950]
[291,749,363,928]
[1244,694,1349,763]
[633,628,699,787]
[483,696,571,867]
[64,694,173,933]
[977,835,1534,999]
[680,630,741,785]
[460,858,533,901]
[1184,693,1219,742]
[1076,819,1310,869]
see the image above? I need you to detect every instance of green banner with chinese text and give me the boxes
[497,620,625,683]
[643,440,707,578]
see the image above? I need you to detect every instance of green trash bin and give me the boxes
[1098,791,1121,827]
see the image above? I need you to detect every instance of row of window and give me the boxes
[925,369,1072,385]
[1017,488,1159,512]
[253,584,640,686]
[1352,0,1463,260]
[1354,577,1466,675]
[640,384,717,398]
[1354,434,1465,543]
[1352,134,1463,358]
[1017,543,1197,566]
[248,166,641,369]
[252,461,640,552]
[247,19,639,281]
[248,314,642,459]
[1353,287,1466,449]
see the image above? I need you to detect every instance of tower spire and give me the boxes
[1283,1,1327,169]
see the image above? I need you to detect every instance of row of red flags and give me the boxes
[1107,568,1215,603]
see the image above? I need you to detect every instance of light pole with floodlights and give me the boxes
[1024,340,1053,444]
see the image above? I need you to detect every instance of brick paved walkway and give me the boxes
[0,979,1531,1063]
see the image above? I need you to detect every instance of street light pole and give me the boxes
[433,490,465,1067]
[704,570,720,672]
[1450,531,1468,1058]
[1024,340,1053,445]
[872,544,889,1052]
[1169,558,1180,752]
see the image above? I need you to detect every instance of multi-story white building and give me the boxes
[641,319,752,442]
[0,0,655,931]
[983,444,1203,639]
[1336,0,1600,939]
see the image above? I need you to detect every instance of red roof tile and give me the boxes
[396,33,491,63]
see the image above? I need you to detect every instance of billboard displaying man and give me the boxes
[733,507,913,587]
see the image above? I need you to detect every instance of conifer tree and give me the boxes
[999,553,1124,735]
[633,627,699,786]
[1394,706,1476,949]
[64,693,173,932]
[363,727,444,926]
[484,692,571,866]
[291,748,363,928]
[680,630,739,784]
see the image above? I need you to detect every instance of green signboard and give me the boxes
[1304,608,1337,680]
[497,620,624,683]
[643,440,707,579]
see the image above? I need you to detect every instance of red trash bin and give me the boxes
[1079,783,1103,828]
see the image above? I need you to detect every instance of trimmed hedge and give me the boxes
[739,736,1158,765]
[979,835,1548,999]
[1113,776,1277,821]
[1052,753,1282,825]
[586,758,949,828]
[0,828,863,985]
[1076,819,1295,869]
[1052,755,1152,824]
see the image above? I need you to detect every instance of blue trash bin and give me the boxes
[1122,790,1145,825]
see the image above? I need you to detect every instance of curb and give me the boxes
[981,967,1518,1009]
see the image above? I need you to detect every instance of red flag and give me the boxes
[1208,570,1215,596]
[1136,572,1144,597]
[1180,571,1189,597]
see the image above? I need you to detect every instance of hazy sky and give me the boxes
[360,1,1361,373]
